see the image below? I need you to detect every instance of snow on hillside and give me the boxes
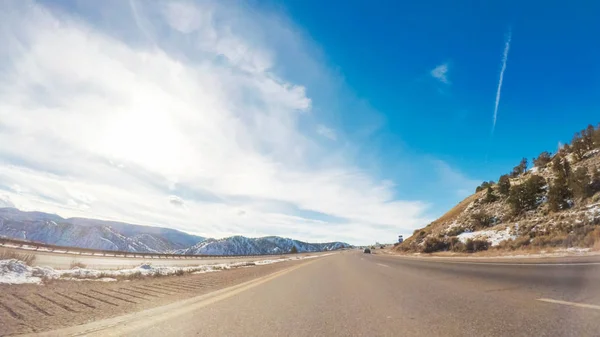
[176,236,350,255]
[0,208,350,255]
[0,208,205,253]
[458,227,516,246]
[397,146,600,253]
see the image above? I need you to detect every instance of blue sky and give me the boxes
[276,0,600,204]
[0,0,598,245]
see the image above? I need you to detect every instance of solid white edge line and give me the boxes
[537,298,600,310]
[434,261,600,266]
[387,256,600,266]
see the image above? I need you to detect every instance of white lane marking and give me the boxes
[376,263,389,268]
[391,257,600,266]
[360,258,364,260]
[537,298,600,310]
[439,261,600,266]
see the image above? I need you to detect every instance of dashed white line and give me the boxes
[376,263,389,268]
[537,298,600,310]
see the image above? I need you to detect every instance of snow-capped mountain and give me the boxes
[0,208,205,253]
[0,208,351,255]
[175,235,351,255]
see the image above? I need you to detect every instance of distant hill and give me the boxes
[396,123,600,254]
[0,208,350,255]
[0,208,205,253]
[175,235,350,255]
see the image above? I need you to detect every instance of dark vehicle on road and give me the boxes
[363,248,371,254]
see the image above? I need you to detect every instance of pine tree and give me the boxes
[570,167,592,200]
[571,132,585,161]
[548,180,570,212]
[594,124,600,149]
[290,245,298,254]
[507,175,545,215]
[484,185,498,203]
[533,151,552,168]
[511,158,528,177]
[591,168,600,193]
[519,158,528,173]
[583,125,595,150]
[563,159,572,178]
[498,174,511,196]
[548,157,572,212]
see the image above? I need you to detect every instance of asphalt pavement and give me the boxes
[34,251,600,337]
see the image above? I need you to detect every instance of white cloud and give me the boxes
[168,195,185,207]
[430,63,450,84]
[316,124,337,141]
[0,0,454,245]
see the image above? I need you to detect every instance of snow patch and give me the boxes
[0,253,334,285]
[0,259,58,284]
[457,227,516,246]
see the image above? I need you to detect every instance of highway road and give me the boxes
[34,251,600,337]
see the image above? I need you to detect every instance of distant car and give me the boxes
[363,248,371,254]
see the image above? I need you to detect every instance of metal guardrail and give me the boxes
[0,237,293,259]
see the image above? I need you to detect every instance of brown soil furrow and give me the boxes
[107,289,149,300]
[12,294,52,316]
[35,293,77,313]
[153,283,190,292]
[131,285,173,295]
[161,283,199,291]
[121,287,160,298]
[170,280,205,288]
[55,292,96,309]
[75,292,118,306]
[176,280,204,286]
[0,299,23,320]
[137,284,179,294]
[90,290,137,304]
[167,284,202,291]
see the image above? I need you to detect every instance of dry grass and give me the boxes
[0,248,36,265]
[397,193,480,250]
[433,193,481,227]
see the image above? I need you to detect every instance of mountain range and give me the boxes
[0,208,350,255]
[176,236,350,255]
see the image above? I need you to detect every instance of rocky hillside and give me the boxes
[396,123,600,254]
[176,236,350,255]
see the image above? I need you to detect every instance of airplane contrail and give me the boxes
[491,30,512,134]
